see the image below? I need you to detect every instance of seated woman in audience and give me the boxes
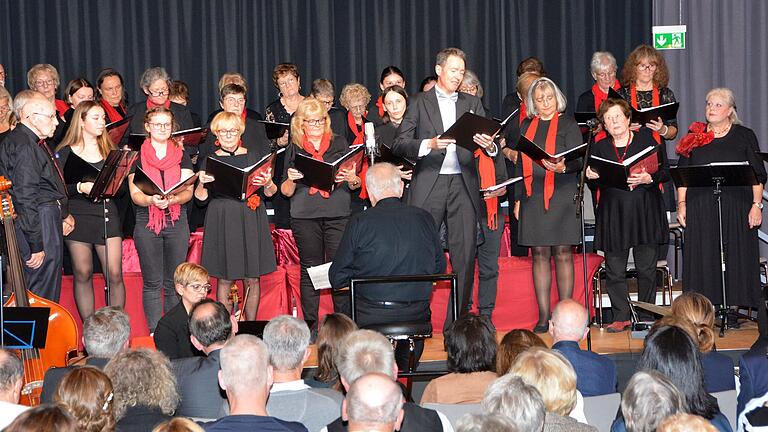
[128,107,195,332]
[481,375,546,432]
[152,417,205,432]
[304,313,358,390]
[104,349,180,432]
[339,83,371,146]
[612,370,686,432]
[421,315,498,404]
[55,101,126,318]
[195,111,277,319]
[367,66,406,125]
[455,413,517,432]
[4,404,78,432]
[658,413,719,432]
[96,68,128,123]
[0,85,12,139]
[507,347,596,431]
[153,262,209,359]
[125,67,195,138]
[671,292,736,392]
[496,328,547,375]
[54,366,115,432]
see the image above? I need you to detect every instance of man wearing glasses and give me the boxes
[0,90,73,302]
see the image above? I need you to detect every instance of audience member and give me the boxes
[454,413,517,432]
[550,299,617,396]
[104,349,180,431]
[263,315,343,432]
[41,306,130,403]
[203,334,307,431]
[612,370,686,432]
[4,404,78,432]
[54,366,115,432]
[496,329,547,375]
[304,313,358,390]
[0,349,27,429]
[153,417,206,432]
[344,373,404,432]
[738,338,768,420]
[657,413,718,432]
[480,375,545,432]
[421,314,497,404]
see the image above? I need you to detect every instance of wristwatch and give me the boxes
[754,202,764,210]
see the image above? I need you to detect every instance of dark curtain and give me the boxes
[0,0,650,120]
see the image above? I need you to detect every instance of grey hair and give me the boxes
[220,335,270,396]
[590,51,618,75]
[0,86,11,116]
[622,370,686,432]
[461,69,484,99]
[455,413,518,432]
[481,375,545,432]
[706,87,741,125]
[26,63,60,89]
[346,373,404,425]
[139,67,171,91]
[526,77,567,118]
[336,330,395,383]
[0,349,23,393]
[12,89,44,119]
[262,315,311,371]
[436,47,466,67]
[365,163,403,200]
[83,306,130,358]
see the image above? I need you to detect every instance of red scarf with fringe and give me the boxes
[522,114,559,210]
[140,139,183,234]
[475,150,498,229]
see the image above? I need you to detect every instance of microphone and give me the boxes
[364,122,378,165]
[585,118,601,129]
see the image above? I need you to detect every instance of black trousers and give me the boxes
[604,243,657,322]
[16,204,63,302]
[423,175,477,330]
[291,217,350,327]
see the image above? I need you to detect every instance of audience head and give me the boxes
[4,404,78,432]
[516,56,546,77]
[589,51,618,91]
[63,78,94,109]
[218,72,248,93]
[57,100,115,158]
[104,348,179,420]
[455,413,518,432]
[435,47,467,93]
[272,63,301,97]
[310,79,336,111]
[621,44,669,88]
[340,83,371,122]
[705,87,740,125]
[459,69,483,98]
[152,417,206,432]
[189,299,233,351]
[621,370,686,432]
[291,97,331,145]
[444,314,496,374]
[379,66,406,92]
[639,325,717,419]
[419,75,437,92]
[496,329,546,375]
[549,299,589,343]
[169,80,191,106]
[526,77,567,119]
[0,349,23,403]
[218,334,272,400]
[219,83,247,115]
[366,162,404,205]
[143,106,177,141]
[481,374,545,432]
[54,366,115,432]
[507,347,577,416]
[26,63,60,101]
[139,67,172,106]
[336,330,396,388]
[263,315,311,372]
[14,89,58,139]
[380,85,408,124]
[96,68,126,108]
[657,413,718,432]
[173,262,210,311]
[516,71,541,102]
[83,306,130,358]
[315,313,358,386]
[344,373,404,432]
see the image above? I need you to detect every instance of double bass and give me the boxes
[0,176,79,405]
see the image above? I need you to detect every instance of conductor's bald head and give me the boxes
[365,163,403,206]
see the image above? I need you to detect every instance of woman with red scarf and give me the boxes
[128,107,195,333]
[195,112,277,320]
[96,68,128,124]
[281,98,361,333]
[576,51,621,142]
[676,88,766,333]
[514,77,583,333]
[339,83,372,213]
[125,67,195,139]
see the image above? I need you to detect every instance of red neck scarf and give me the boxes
[376,96,385,118]
[140,138,183,234]
[630,84,661,144]
[347,111,365,145]
[522,114,559,210]
[101,99,125,122]
[676,122,715,158]
[146,98,171,110]
[55,99,69,118]
[592,80,621,142]
[519,101,527,126]
[474,150,498,229]
[241,109,248,123]
[302,133,332,198]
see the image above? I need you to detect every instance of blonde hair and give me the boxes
[670,292,716,352]
[290,98,332,146]
[104,349,179,419]
[218,72,248,93]
[705,87,741,125]
[152,417,205,432]
[526,77,567,118]
[210,111,245,138]
[54,367,116,432]
[173,262,209,287]
[339,83,371,111]
[26,63,60,90]
[507,347,577,415]
[56,101,116,158]
[656,413,718,432]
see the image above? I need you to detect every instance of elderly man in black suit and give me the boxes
[392,47,497,329]
[329,162,445,370]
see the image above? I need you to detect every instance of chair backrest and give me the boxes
[421,402,481,428]
[583,392,621,432]
[711,389,737,431]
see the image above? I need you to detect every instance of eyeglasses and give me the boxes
[316,98,334,107]
[148,88,169,97]
[348,104,367,113]
[637,63,657,71]
[595,70,616,79]
[27,112,56,120]
[148,122,172,130]
[34,79,55,88]
[534,95,554,104]
[186,283,212,293]
[217,129,241,137]
[223,97,246,105]
[303,118,326,126]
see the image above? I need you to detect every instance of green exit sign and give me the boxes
[652,25,687,50]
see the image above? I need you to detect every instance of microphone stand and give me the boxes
[574,120,598,351]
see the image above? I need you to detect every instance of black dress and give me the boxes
[678,124,767,307]
[264,99,294,228]
[516,115,582,246]
[199,152,277,280]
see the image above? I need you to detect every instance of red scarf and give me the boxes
[522,114,559,210]
[101,99,125,122]
[358,159,369,200]
[55,99,69,118]
[146,98,171,110]
[375,96,385,118]
[676,122,715,158]
[519,101,527,126]
[347,111,365,145]
[630,84,661,144]
[592,80,621,142]
[140,139,183,234]
[302,133,332,198]
[474,150,498,229]
[241,109,248,123]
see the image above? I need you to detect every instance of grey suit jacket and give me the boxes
[172,349,227,419]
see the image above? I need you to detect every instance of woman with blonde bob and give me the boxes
[54,366,116,432]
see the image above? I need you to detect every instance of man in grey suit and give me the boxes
[263,315,342,432]
[393,47,498,328]
[172,299,235,419]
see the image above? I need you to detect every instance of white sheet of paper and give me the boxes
[308,262,333,290]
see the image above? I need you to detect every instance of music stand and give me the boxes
[670,163,758,336]
[1,307,50,349]
[87,150,139,303]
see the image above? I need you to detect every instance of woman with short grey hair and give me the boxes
[576,51,620,141]
[125,66,194,138]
